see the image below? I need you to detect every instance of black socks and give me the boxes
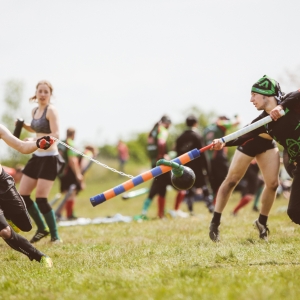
[211,212,221,226]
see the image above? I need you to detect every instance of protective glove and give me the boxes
[36,136,55,150]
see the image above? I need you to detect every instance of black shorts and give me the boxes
[59,169,81,193]
[22,154,60,181]
[237,136,277,157]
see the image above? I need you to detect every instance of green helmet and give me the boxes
[251,75,281,96]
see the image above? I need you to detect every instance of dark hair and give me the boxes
[186,115,197,127]
[160,115,171,124]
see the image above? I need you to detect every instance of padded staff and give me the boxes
[90,110,285,207]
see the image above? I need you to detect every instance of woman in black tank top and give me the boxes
[18,80,62,244]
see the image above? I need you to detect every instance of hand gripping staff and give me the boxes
[90,110,285,207]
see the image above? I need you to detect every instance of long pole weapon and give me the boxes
[89,111,285,207]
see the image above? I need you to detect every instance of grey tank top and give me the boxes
[30,106,51,133]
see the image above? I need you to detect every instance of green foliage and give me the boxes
[0,79,32,164]
[1,79,24,131]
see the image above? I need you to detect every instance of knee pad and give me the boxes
[287,208,300,225]
[21,195,34,208]
[36,198,52,214]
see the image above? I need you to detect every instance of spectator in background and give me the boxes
[203,115,240,202]
[117,140,129,173]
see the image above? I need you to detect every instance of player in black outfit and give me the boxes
[175,115,213,214]
[211,75,300,240]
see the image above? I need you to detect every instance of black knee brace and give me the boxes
[36,198,52,214]
[22,195,34,208]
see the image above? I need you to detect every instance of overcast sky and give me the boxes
[1,0,300,151]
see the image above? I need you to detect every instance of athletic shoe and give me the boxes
[253,219,269,241]
[252,206,259,212]
[7,220,21,233]
[133,214,149,221]
[175,210,189,218]
[30,229,50,244]
[209,222,220,242]
[166,210,177,219]
[50,237,63,244]
[40,256,53,268]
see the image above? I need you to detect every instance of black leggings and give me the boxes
[287,165,300,224]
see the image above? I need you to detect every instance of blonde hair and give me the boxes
[29,80,53,102]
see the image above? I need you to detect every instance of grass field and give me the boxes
[1,161,300,300]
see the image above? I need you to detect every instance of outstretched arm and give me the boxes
[0,124,54,153]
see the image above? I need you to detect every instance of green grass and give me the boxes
[2,161,300,300]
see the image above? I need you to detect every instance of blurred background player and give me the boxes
[117,140,129,173]
[2,164,24,184]
[175,115,213,216]
[203,115,240,202]
[231,159,264,215]
[57,128,96,220]
[136,115,172,219]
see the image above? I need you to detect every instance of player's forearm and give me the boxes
[22,122,35,133]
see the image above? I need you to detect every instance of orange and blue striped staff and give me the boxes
[90,144,212,207]
[90,111,285,207]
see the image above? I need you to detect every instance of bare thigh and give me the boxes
[35,179,55,198]
[18,175,37,195]
[225,150,253,182]
[256,148,280,188]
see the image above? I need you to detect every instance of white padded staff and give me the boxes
[220,110,285,144]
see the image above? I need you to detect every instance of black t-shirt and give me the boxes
[175,128,210,176]
[226,90,300,163]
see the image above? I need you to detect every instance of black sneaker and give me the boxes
[30,229,50,244]
[253,219,269,241]
[252,206,259,212]
[209,222,220,242]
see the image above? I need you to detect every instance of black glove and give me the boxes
[36,136,55,150]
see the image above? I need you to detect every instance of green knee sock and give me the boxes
[142,198,152,215]
[43,210,60,240]
[254,186,263,208]
[27,202,47,231]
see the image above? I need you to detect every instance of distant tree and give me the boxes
[1,79,31,165]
